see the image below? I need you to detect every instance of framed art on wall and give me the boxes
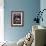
[11,11,24,27]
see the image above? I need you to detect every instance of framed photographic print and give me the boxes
[11,11,24,27]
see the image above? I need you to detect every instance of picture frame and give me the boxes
[11,11,24,27]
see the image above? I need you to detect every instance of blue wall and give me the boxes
[40,0,46,27]
[4,0,40,42]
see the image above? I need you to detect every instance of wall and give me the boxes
[4,0,40,42]
[0,0,4,42]
[40,0,46,27]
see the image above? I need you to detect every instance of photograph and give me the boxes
[11,11,24,27]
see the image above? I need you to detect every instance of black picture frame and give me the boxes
[11,11,24,27]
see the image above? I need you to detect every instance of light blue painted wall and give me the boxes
[4,0,40,42]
